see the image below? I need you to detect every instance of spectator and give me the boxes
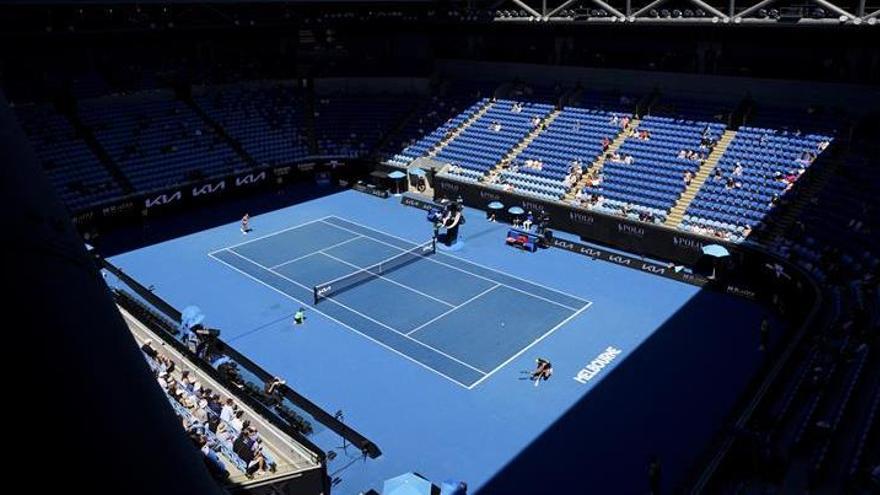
[141,339,158,360]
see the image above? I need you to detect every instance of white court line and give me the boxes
[317,251,456,309]
[407,284,500,336]
[323,215,592,305]
[270,235,364,269]
[466,301,594,390]
[320,219,585,312]
[208,251,475,389]
[223,249,489,377]
[209,215,334,255]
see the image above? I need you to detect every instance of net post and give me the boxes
[313,285,319,305]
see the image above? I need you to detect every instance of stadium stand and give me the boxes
[381,80,498,161]
[437,98,555,180]
[193,83,311,167]
[680,126,834,242]
[497,105,629,201]
[79,90,247,192]
[581,114,726,222]
[13,103,123,211]
[314,92,420,157]
[125,308,323,485]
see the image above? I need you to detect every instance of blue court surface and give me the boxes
[209,215,592,389]
[108,189,779,494]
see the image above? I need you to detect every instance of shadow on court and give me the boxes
[476,288,779,495]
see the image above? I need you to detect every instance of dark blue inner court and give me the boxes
[108,189,776,494]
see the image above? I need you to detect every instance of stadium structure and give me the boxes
[2,1,877,494]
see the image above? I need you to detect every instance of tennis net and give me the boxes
[313,239,436,303]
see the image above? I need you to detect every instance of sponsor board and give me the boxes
[191,180,226,198]
[400,195,438,211]
[235,171,267,187]
[352,182,390,198]
[145,190,183,209]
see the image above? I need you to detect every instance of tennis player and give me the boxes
[293,308,306,325]
[241,213,250,234]
[531,358,553,387]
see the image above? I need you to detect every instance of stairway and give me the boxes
[372,99,423,159]
[665,129,737,227]
[66,112,136,195]
[427,99,493,158]
[185,97,258,170]
[486,109,561,182]
[565,118,639,199]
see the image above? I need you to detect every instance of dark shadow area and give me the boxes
[95,181,344,257]
[478,287,789,495]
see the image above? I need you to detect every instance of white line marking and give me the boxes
[320,219,584,312]
[466,301,594,389]
[209,216,334,254]
[224,250,489,376]
[407,284,500,336]
[317,251,456,308]
[269,235,364,269]
[323,215,592,305]
[208,251,476,389]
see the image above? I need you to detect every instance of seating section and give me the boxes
[583,115,725,221]
[681,127,833,241]
[382,81,497,163]
[387,99,485,167]
[438,99,554,180]
[14,104,123,211]
[314,94,419,157]
[780,152,878,282]
[572,89,638,114]
[499,107,628,201]
[195,84,311,166]
[80,92,246,192]
[140,339,279,481]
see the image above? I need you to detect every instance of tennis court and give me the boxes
[209,215,592,388]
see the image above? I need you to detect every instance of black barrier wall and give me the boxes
[434,176,722,266]
[71,160,368,231]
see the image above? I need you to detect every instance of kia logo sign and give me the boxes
[144,191,182,209]
[191,181,226,198]
[235,171,267,187]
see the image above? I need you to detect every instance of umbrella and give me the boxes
[487,201,504,210]
[408,167,427,177]
[387,170,407,195]
[508,206,525,215]
[702,244,730,258]
[439,480,467,495]
[181,305,205,330]
[383,472,435,495]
